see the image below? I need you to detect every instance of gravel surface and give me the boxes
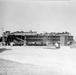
[0,58,61,75]
[0,46,76,75]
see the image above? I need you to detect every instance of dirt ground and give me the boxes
[0,58,61,75]
[0,46,76,75]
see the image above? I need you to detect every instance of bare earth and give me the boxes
[0,58,61,75]
[0,46,76,75]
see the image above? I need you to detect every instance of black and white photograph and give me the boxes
[0,0,76,75]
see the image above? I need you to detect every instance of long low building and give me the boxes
[1,31,74,46]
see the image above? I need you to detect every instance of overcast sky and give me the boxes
[0,0,76,37]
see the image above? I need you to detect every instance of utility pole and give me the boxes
[2,27,4,46]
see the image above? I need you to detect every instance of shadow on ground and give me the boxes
[0,48,12,53]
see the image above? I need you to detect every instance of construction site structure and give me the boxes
[0,31,74,47]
